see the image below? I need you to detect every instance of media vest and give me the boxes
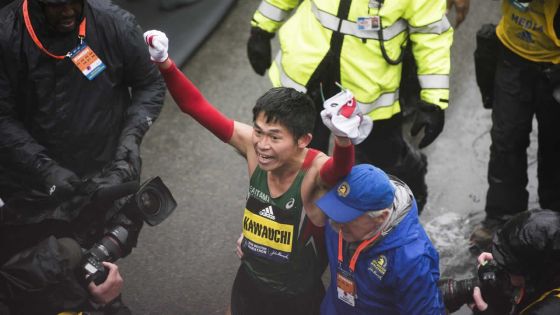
[496,0,560,64]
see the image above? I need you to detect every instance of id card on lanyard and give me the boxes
[22,0,106,80]
[337,265,357,306]
[68,42,106,80]
[336,229,383,307]
[357,16,381,32]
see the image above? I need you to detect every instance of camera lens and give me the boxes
[139,188,161,215]
[439,277,479,312]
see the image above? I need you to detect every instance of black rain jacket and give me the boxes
[491,208,560,314]
[0,0,165,224]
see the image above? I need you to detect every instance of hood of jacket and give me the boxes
[492,209,560,288]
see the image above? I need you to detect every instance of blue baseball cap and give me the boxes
[316,164,395,223]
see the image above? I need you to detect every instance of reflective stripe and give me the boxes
[258,1,289,22]
[275,51,398,114]
[409,17,451,34]
[275,52,307,92]
[310,1,407,40]
[358,91,399,114]
[418,74,449,89]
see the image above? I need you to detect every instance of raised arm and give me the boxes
[144,31,253,157]
[317,89,372,187]
[303,89,372,226]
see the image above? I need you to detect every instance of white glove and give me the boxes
[143,30,169,63]
[321,89,373,145]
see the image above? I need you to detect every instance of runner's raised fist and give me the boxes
[321,89,373,145]
[143,30,169,63]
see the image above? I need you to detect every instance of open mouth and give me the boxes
[59,18,76,29]
[257,152,274,164]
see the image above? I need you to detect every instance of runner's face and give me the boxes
[42,0,83,33]
[252,113,300,171]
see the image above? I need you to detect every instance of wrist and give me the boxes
[251,26,274,39]
[159,58,175,72]
[334,136,352,147]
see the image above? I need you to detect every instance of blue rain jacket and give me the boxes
[322,202,445,315]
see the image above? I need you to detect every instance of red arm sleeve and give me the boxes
[319,142,354,186]
[160,60,234,143]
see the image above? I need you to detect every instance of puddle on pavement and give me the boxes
[424,211,488,314]
[424,211,485,280]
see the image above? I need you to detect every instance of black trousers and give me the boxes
[230,265,324,315]
[485,44,560,219]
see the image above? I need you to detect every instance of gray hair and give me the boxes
[366,209,391,218]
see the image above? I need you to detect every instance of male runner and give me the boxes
[143,30,372,315]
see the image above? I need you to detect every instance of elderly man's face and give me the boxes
[330,212,388,242]
[42,0,83,33]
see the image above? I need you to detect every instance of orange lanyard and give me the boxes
[22,0,86,60]
[337,229,382,272]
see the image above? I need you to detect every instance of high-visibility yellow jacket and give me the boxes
[496,0,560,64]
[252,0,453,121]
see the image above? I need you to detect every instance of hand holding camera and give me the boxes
[469,252,494,312]
[321,89,373,145]
[87,262,123,305]
[80,177,177,286]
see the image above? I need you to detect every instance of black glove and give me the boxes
[34,155,80,200]
[247,27,274,76]
[90,160,136,190]
[410,101,445,148]
[114,136,142,179]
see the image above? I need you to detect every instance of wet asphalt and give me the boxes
[118,1,539,314]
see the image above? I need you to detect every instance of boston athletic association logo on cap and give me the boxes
[337,182,350,197]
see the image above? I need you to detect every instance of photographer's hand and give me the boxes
[470,287,489,312]
[477,252,493,265]
[236,233,244,259]
[88,262,123,305]
[469,252,494,314]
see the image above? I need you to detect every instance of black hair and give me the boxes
[252,87,316,141]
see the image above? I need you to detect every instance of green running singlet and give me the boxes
[241,149,327,295]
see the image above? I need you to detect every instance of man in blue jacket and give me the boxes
[315,164,444,314]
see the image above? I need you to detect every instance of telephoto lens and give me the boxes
[82,226,128,285]
[438,277,480,312]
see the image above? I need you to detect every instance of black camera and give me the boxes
[438,260,513,313]
[80,176,177,285]
[82,226,128,285]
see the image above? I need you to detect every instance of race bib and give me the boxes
[242,197,294,263]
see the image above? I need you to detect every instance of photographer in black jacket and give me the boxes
[0,0,164,312]
[0,0,164,258]
[0,236,125,314]
[470,209,560,315]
